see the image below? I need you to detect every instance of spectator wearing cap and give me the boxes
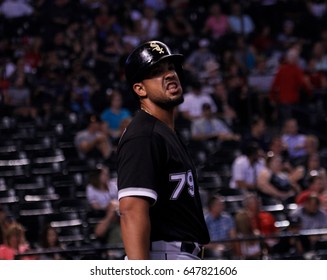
[184,38,218,82]
[74,114,112,163]
[191,102,240,152]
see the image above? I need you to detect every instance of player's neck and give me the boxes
[140,105,175,131]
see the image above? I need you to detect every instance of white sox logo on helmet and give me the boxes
[150,42,164,54]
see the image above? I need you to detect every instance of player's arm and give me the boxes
[119,196,151,260]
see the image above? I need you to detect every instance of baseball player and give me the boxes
[117,41,210,260]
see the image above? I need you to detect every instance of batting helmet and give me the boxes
[125,41,184,89]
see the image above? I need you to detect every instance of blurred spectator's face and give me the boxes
[100,167,109,184]
[307,58,317,71]
[249,149,260,163]
[55,0,69,6]
[256,59,267,72]
[111,93,123,109]
[284,119,298,135]
[8,230,23,249]
[210,4,221,16]
[144,6,155,18]
[210,199,224,217]
[310,177,323,193]
[283,21,294,35]
[253,119,266,135]
[54,33,65,46]
[0,210,6,224]
[47,228,58,247]
[270,137,285,154]
[89,121,101,132]
[269,156,283,172]
[312,42,324,57]
[231,3,241,15]
[214,83,227,99]
[320,192,327,212]
[246,197,260,213]
[202,105,212,118]
[308,155,320,170]
[14,76,25,87]
[305,138,318,154]
[304,198,320,214]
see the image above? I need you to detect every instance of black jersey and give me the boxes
[117,110,210,244]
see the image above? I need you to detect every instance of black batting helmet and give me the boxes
[125,41,184,90]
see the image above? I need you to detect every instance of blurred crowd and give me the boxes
[1,0,327,260]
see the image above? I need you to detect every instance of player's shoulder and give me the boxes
[123,110,155,136]
[118,110,162,146]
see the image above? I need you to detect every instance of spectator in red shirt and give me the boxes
[243,193,277,236]
[269,47,312,125]
[242,193,278,254]
[0,222,36,260]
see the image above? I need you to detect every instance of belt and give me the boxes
[181,241,204,258]
[150,241,205,258]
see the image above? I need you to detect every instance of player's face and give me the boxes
[141,60,184,109]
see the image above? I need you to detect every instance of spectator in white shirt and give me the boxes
[191,103,240,144]
[178,81,217,121]
[228,2,255,37]
[281,118,307,164]
[86,166,118,210]
[230,142,265,191]
[0,0,33,19]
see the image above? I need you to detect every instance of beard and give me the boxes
[152,94,184,110]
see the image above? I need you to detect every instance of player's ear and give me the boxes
[133,83,147,98]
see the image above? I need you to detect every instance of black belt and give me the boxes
[181,242,204,258]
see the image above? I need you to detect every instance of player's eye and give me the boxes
[144,65,164,79]
[149,66,163,76]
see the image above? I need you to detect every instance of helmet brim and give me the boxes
[133,54,184,83]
